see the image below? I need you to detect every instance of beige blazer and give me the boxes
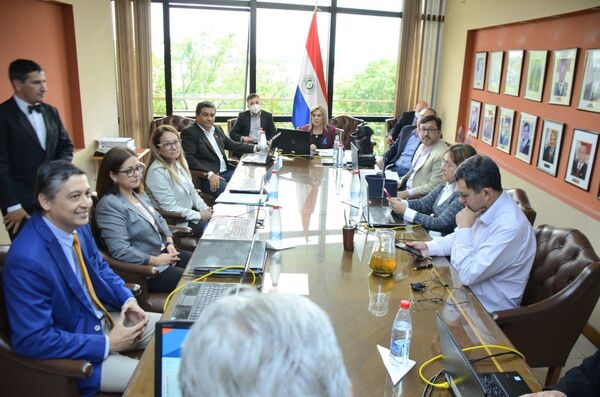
[399,139,447,197]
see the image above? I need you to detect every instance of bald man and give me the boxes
[386,100,429,144]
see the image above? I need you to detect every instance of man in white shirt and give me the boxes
[408,155,536,312]
[181,100,256,195]
[0,59,74,240]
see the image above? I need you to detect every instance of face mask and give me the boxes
[249,103,261,114]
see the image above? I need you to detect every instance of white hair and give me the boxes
[179,292,351,397]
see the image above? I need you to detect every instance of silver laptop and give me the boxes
[436,312,532,397]
[227,164,267,194]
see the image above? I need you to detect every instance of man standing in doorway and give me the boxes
[0,59,74,240]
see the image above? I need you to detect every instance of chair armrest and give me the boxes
[0,348,93,378]
[158,210,187,225]
[101,252,158,277]
[190,169,208,180]
[169,225,193,237]
[124,283,141,296]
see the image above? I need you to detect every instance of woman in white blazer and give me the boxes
[145,125,212,237]
[95,146,192,293]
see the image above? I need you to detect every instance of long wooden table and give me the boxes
[124,158,541,397]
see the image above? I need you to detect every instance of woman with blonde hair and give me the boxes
[298,104,338,150]
[145,125,212,237]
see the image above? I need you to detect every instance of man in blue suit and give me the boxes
[3,160,159,397]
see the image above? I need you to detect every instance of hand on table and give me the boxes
[406,241,429,258]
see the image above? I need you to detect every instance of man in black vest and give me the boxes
[0,59,74,240]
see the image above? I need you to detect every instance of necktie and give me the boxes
[73,233,115,328]
[28,103,42,113]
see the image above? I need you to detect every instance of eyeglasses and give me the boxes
[157,140,180,150]
[419,127,439,134]
[116,163,145,177]
[441,159,455,168]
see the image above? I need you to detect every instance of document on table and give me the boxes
[376,345,415,385]
[215,192,267,205]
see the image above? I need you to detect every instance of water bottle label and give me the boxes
[390,339,410,359]
[270,231,283,241]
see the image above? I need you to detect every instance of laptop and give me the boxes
[436,312,532,397]
[226,164,267,194]
[272,128,311,155]
[239,132,281,165]
[363,178,406,227]
[154,320,194,397]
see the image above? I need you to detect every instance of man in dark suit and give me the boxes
[0,59,73,240]
[3,160,158,397]
[571,142,588,179]
[385,100,428,144]
[542,130,558,163]
[378,107,436,177]
[229,93,277,143]
[181,100,256,196]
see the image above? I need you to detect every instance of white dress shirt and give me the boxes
[14,94,47,150]
[199,123,227,174]
[426,191,536,312]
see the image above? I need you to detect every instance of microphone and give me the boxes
[381,163,395,199]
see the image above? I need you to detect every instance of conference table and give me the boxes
[124,157,541,397]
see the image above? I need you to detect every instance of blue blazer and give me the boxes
[3,214,133,397]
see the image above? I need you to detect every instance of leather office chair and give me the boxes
[492,225,600,386]
[330,115,364,149]
[227,117,238,134]
[149,115,216,206]
[506,188,537,226]
[385,117,398,134]
[0,245,127,397]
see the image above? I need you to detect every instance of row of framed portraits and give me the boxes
[473,48,600,113]
[467,99,598,191]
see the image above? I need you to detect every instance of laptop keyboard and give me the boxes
[175,282,234,321]
[370,207,395,225]
[479,374,508,397]
[225,218,253,239]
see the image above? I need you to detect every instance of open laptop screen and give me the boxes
[155,321,194,397]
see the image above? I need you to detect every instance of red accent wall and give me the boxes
[456,9,600,220]
[0,0,84,148]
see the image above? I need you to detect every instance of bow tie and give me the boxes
[28,103,42,114]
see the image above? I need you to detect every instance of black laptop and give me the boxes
[272,128,311,155]
[436,312,532,397]
[363,179,406,227]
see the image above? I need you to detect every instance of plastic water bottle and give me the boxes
[336,141,345,168]
[349,170,361,223]
[333,135,341,168]
[258,129,267,152]
[268,169,278,205]
[270,205,282,241]
[390,299,412,366]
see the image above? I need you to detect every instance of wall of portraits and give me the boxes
[457,8,600,220]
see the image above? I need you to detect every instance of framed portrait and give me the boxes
[564,129,598,191]
[524,50,547,102]
[548,48,577,106]
[473,52,486,90]
[515,113,537,163]
[481,104,497,145]
[467,100,481,137]
[487,51,503,93]
[496,108,514,153]
[577,48,600,113]
[504,50,524,96]
[536,120,564,176]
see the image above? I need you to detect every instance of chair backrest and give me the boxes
[522,225,600,306]
[330,115,364,149]
[385,117,398,133]
[227,118,238,134]
[506,188,537,225]
[149,115,195,135]
[0,245,11,350]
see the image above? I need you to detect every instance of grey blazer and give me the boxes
[407,183,463,236]
[95,192,172,265]
[145,160,208,227]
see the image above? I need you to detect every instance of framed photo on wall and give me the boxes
[564,129,598,191]
[524,50,547,101]
[577,48,600,113]
[496,108,514,153]
[515,113,537,163]
[549,48,577,106]
[536,120,564,176]
[487,51,503,93]
[504,50,524,96]
[468,100,481,137]
[473,52,487,90]
[481,104,496,145]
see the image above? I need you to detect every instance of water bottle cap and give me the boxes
[399,299,411,309]
[272,169,278,173]
[272,205,280,209]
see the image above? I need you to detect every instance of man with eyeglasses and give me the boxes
[396,114,446,199]
[0,59,74,240]
[378,107,436,178]
[182,100,257,196]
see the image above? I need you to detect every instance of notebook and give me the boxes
[436,312,532,397]
[272,128,311,155]
[154,320,194,397]
[363,178,406,227]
